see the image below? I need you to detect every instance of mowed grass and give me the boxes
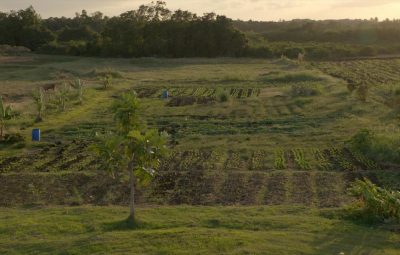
[0,206,399,255]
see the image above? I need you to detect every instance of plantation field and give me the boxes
[1,54,400,207]
[0,205,399,255]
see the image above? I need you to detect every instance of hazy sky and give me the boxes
[1,0,400,21]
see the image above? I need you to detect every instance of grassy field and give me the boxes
[0,205,399,255]
[1,54,399,206]
[0,54,400,254]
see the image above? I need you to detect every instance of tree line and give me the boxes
[0,2,246,58]
[1,2,400,60]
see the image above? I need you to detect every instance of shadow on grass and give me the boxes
[102,217,149,232]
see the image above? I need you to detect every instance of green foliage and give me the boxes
[348,130,400,165]
[262,71,324,83]
[217,90,230,102]
[349,178,400,223]
[292,149,311,170]
[94,91,168,220]
[111,92,142,135]
[274,149,286,170]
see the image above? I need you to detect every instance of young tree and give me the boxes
[0,96,13,139]
[32,87,45,122]
[94,92,168,223]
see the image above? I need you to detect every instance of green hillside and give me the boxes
[1,54,400,206]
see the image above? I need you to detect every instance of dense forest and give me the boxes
[1,1,400,60]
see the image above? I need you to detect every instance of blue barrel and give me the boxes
[162,90,169,99]
[32,129,41,142]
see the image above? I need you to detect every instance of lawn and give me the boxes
[0,205,399,255]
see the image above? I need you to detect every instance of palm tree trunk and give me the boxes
[128,161,135,223]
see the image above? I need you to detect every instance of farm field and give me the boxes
[0,54,400,254]
[1,54,399,206]
[0,205,399,255]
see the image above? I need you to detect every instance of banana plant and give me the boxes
[32,88,46,122]
[56,83,70,111]
[0,96,13,139]
[70,78,84,104]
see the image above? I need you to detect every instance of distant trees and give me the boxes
[2,3,400,59]
[0,6,54,50]
[0,2,246,58]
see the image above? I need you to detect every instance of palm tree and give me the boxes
[93,92,168,223]
[0,96,13,139]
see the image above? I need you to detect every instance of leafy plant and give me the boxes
[93,92,168,223]
[32,88,46,122]
[348,129,400,165]
[274,149,286,170]
[349,178,400,223]
[217,89,230,102]
[292,149,311,170]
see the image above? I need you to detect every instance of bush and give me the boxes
[348,130,400,165]
[349,178,400,223]
[217,90,230,102]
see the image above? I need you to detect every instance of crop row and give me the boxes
[315,59,400,86]
[135,87,261,99]
[0,145,387,174]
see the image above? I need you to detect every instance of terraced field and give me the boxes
[0,55,399,209]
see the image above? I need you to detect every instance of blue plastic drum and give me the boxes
[32,129,41,142]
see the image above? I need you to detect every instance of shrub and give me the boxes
[217,90,230,102]
[349,178,400,223]
[348,129,400,165]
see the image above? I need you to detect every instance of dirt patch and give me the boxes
[0,56,34,64]
[259,88,285,98]
[166,96,215,107]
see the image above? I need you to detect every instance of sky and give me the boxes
[1,0,400,21]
